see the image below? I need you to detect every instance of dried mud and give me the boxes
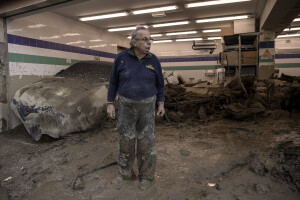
[0,113,299,200]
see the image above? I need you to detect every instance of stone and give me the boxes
[11,77,107,141]
[180,149,191,156]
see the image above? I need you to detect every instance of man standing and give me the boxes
[107,26,165,190]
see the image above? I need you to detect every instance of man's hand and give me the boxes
[156,103,165,117]
[107,104,116,119]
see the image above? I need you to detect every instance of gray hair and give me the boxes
[130,26,149,47]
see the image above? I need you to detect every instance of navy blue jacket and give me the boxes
[107,48,165,103]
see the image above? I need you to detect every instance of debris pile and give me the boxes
[163,73,300,122]
[164,84,226,122]
[270,140,300,192]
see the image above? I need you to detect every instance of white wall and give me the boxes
[7,11,130,77]
[275,37,300,76]
[151,40,222,84]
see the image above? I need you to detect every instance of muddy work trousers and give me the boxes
[117,95,156,181]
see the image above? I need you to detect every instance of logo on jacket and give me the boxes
[146,64,154,70]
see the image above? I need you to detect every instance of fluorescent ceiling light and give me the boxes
[196,15,249,23]
[80,12,128,21]
[207,37,222,40]
[176,38,203,42]
[293,18,300,22]
[132,5,178,15]
[27,24,46,28]
[152,21,190,28]
[108,25,148,32]
[186,0,251,8]
[277,34,300,38]
[203,29,221,33]
[166,31,197,36]
[153,40,173,43]
[283,27,300,31]
[66,41,86,45]
[90,39,103,42]
[40,35,60,40]
[127,34,163,39]
[89,44,107,48]
[63,33,81,37]
[10,28,23,32]
[151,34,163,37]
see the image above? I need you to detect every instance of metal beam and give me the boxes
[260,0,300,34]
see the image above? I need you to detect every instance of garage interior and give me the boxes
[0,0,300,199]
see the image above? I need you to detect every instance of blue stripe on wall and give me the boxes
[159,56,219,62]
[259,41,274,48]
[7,34,117,59]
[275,54,300,59]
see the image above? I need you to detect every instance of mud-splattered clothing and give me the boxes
[108,48,163,181]
[117,95,156,180]
[107,48,165,103]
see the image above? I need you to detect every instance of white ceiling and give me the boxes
[52,0,266,40]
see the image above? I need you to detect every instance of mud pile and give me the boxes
[270,140,300,191]
[249,137,300,192]
[55,61,113,85]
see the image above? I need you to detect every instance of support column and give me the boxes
[0,17,8,132]
[258,31,275,80]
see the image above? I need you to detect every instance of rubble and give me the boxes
[163,73,300,122]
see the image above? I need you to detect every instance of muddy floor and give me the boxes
[0,111,299,200]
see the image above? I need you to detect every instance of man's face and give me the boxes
[133,30,152,54]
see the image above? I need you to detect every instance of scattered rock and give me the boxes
[180,149,191,156]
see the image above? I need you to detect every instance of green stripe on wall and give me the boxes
[275,63,300,68]
[259,58,274,63]
[8,53,81,66]
[162,65,220,70]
